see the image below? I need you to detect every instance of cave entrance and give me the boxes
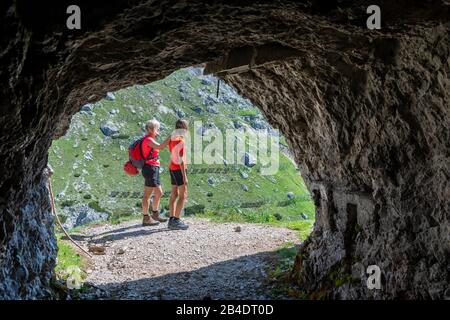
[49,66,315,299]
[1,0,448,300]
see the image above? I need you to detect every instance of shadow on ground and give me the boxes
[63,223,174,243]
[89,250,291,300]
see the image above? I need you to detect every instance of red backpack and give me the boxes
[123,136,159,176]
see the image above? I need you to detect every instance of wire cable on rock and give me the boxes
[45,165,92,258]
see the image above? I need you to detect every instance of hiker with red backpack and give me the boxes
[124,119,170,226]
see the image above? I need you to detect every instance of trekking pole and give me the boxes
[47,176,93,258]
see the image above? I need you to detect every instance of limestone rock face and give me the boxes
[0,0,449,299]
[225,40,450,298]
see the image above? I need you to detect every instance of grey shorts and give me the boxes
[170,169,185,186]
[142,164,160,187]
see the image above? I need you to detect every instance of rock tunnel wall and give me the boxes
[0,0,449,299]
[224,30,450,298]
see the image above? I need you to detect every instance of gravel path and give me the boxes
[75,218,299,300]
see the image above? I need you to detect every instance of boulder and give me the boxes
[243,115,259,122]
[201,78,212,85]
[175,109,186,118]
[206,106,219,114]
[80,110,94,116]
[239,171,249,179]
[84,150,93,161]
[177,84,187,93]
[106,92,115,100]
[100,122,120,136]
[196,126,207,136]
[242,152,256,167]
[157,104,173,114]
[88,245,106,255]
[192,106,202,114]
[233,120,244,129]
[203,96,219,106]
[115,247,127,255]
[62,204,109,230]
[250,119,269,130]
[220,96,233,105]
[208,122,218,129]
[81,104,93,112]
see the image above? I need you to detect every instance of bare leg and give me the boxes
[174,185,188,218]
[142,187,160,226]
[169,185,178,217]
[152,186,163,212]
[142,186,153,216]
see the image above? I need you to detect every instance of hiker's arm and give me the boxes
[180,143,188,184]
[148,136,170,150]
[159,135,171,149]
[181,161,188,185]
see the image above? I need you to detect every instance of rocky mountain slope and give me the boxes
[49,67,314,230]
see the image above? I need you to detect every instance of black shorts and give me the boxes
[170,169,185,186]
[142,164,160,187]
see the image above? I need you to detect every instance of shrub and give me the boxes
[185,204,206,216]
[88,201,104,212]
[237,109,258,117]
[61,200,75,207]
[112,134,130,140]
[273,213,283,221]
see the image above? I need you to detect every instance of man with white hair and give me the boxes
[141,119,170,226]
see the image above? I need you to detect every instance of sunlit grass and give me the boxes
[55,234,83,276]
[196,197,315,242]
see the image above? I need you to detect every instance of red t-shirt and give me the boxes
[141,135,160,166]
[169,136,186,171]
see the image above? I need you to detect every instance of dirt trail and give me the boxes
[74,218,299,299]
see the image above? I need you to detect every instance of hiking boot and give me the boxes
[151,210,168,223]
[168,217,189,230]
[142,214,159,226]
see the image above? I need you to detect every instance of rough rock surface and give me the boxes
[225,27,450,299]
[0,1,449,299]
[74,218,298,300]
